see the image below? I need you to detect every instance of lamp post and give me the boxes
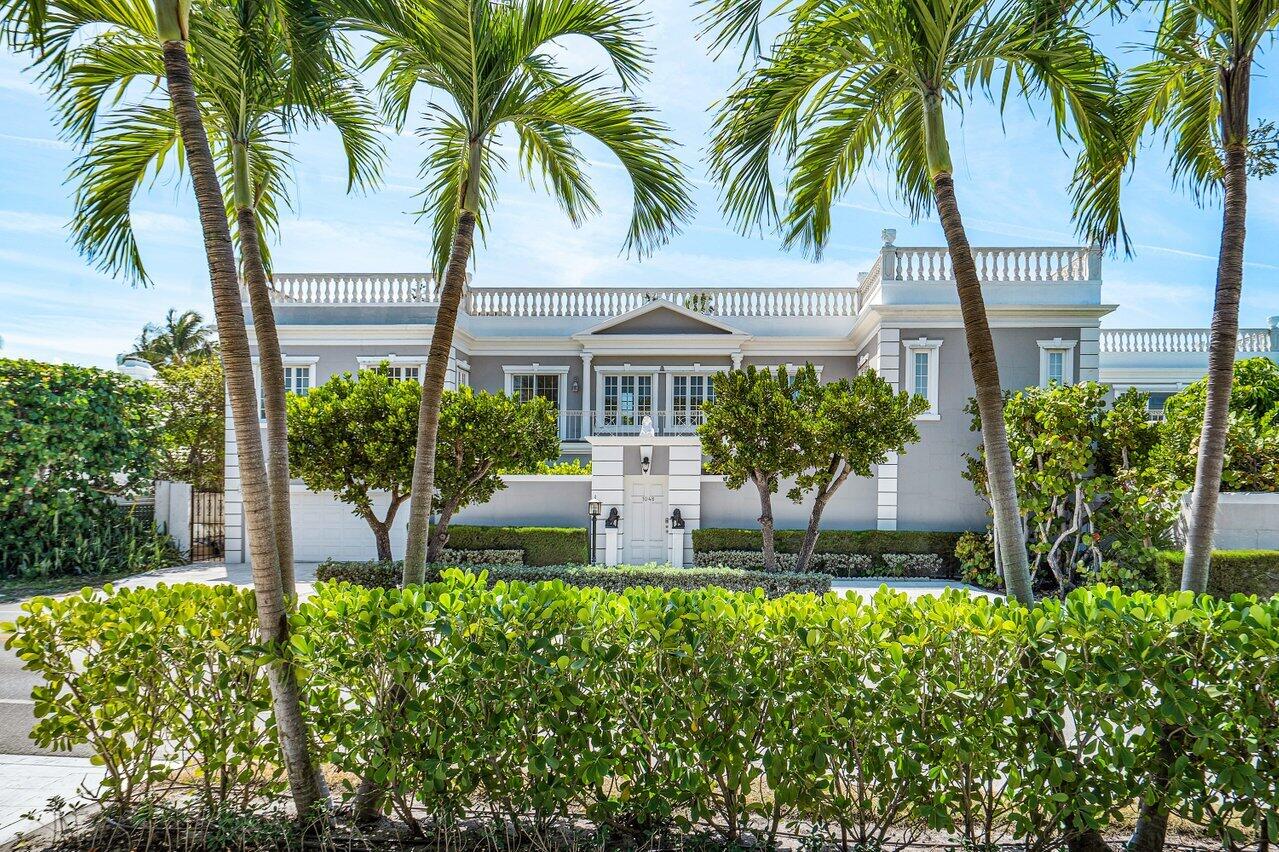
[587,496,602,565]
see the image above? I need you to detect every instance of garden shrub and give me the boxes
[692,528,962,574]
[3,584,283,813]
[879,552,946,577]
[10,580,1279,849]
[1,359,175,578]
[693,549,871,575]
[442,524,587,565]
[316,559,831,596]
[955,529,1000,589]
[1156,549,1279,598]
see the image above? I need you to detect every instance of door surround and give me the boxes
[623,475,667,564]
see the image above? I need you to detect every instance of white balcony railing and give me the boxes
[557,410,705,441]
[889,246,1094,282]
[464,286,858,318]
[1100,328,1273,354]
[265,273,439,305]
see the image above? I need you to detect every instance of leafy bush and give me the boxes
[692,528,962,575]
[3,584,283,813]
[502,458,592,475]
[1156,549,1279,598]
[879,552,946,577]
[1,359,172,578]
[1157,356,1279,491]
[316,559,831,596]
[443,524,587,565]
[12,581,1279,849]
[694,549,871,575]
[955,530,1000,589]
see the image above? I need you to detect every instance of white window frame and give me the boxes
[504,364,570,437]
[455,359,471,389]
[664,365,723,432]
[356,354,427,384]
[902,338,942,420]
[1037,338,1077,387]
[595,365,660,432]
[252,355,318,422]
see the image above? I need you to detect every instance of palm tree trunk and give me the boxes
[931,173,1035,606]
[234,139,295,592]
[159,37,325,818]
[403,211,475,585]
[1181,141,1247,593]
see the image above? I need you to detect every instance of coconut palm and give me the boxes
[348,0,695,584]
[129,308,216,366]
[703,0,1119,607]
[56,0,382,590]
[1083,1,1278,595]
[2,0,330,817]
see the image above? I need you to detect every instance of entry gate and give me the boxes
[190,490,224,562]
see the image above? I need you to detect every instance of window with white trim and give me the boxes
[511,373,560,407]
[902,338,942,419]
[259,364,312,419]
[1037,338,1077,387]
[455,362,470,388]
[670,373,715,428]
[602,373,653,427]
[356,356,426,384]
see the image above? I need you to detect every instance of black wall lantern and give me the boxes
[605,507,621,529]
[670,508,685,529]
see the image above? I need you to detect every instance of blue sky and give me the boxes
[1,2,1277,369]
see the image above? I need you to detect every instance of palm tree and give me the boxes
[703,0,1119,607]
[1098,0,1277,594]
[348,0,695,585]
[129,308,216,366]
[2,0,329,818]
[1070,5,1279,848]
[57,0,383,591]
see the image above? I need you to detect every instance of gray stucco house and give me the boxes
[227,229,1279,565]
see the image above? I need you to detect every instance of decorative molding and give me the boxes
[901,337,942,419]
[1037,337,1078,386]
[574,298,748,337]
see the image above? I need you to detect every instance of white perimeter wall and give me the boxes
[1182,492,1279,551]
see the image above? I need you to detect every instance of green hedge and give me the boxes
[442,524,587,566]
[12,580,1278,849]
[1157,549,1279,598]
[316,559,830,597]
[693,528,963,575]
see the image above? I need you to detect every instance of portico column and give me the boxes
[580,351,593,439]
[731,351,743,370]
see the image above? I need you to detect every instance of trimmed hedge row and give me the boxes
[692,528,962,576]
[443,524,587,566]
[11,580,1277,850]
[1157,549,1279,598]
[316,559,831,597]
[694,549,870,574]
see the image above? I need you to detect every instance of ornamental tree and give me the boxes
[154,358,224,491]
[286,367,420,561]
[792,372,928,571]
[700,366,818,571]
[427,389,560,563]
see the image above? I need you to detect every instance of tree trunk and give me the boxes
[1182,141,1248,593]
[403,211,475,585]
[367,518,392,562]
[931,172,1034,606]
[1128,726,1175,852]
[796,464,848,572]
[160,39,325,819]
[426,502,456,565]
[753,474,778,571]
[235,173,295,593]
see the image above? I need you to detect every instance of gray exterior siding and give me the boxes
[701,475,878,530]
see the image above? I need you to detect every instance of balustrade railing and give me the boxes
[1100,328,1272,354]
[557,410,705,441]
[265,273,439,305]
[889,246,1094,282]
[464,287,858,318]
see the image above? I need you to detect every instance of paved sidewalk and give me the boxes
[0,754,105,847]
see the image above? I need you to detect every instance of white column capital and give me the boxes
[730,351,744,369]
[580,350,594,366]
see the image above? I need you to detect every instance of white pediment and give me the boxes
[576,299,747,337]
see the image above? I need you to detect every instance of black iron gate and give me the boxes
[190,490,225,562]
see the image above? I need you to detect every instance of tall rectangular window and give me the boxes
[261,364,311,418]
[512,373,560,408]
[913,352,930,404]
[385,365,421,383]
[672,374,715,428]
[603,374,652,427]
[1047,351,1064,385]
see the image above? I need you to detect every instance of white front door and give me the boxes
[624,478,667,564]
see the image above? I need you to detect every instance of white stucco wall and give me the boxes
[1182,492,1279,551]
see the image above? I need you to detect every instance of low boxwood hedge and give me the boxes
[442,524,587,566]
[692,528,963,576]
[694,550,871,575]
[1157,549,1279,598]
[316,559,830,597]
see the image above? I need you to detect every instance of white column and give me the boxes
[605,528,620,567]
[1078,327,1101,383]
[444,346,458,391]
[875,328,901,531]
[580,351,593,439]
[668,529,686,567]
[731,351,743,370]
[667,439,703,566]
[223,392,245,563]
[590,442,624,562]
